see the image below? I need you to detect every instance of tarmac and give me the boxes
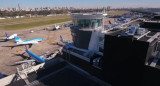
[0,26,72,75]
[0,18,114,76]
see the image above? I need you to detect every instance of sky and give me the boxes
[0,0,160,9]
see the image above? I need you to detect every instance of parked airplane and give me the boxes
[25,49,46,63]
[60,35,89,51]
[109,20,118,26]
[2,36,43,49]
[121,26,138,36]
[2,44,33,49]
[15,49,48,65]
[108,20,112,25]
[14,36,43,45]
[127,26,138,35]
[5,32,17,40]
[0,32,17,42]
[114,18,126,24]
[116,16,131,23]
[60,35,73,45]
[60,35,102,56]
[53,25,60,30]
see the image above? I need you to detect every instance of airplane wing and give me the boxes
[0,37,7,39]
[31,41,39,45]
[2,44,33,49]
[2,45,24,49]
[40,51,49,58]
[0,39,7,42]
[14,59,35,65]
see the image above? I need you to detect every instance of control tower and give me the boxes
[70,13,106,53]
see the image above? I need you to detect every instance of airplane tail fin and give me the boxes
[60,35,64,42]
[14,36,22,42]
[114,18,117,22]
[127,27,137,35]
[109,20,112,24]
[5,32,9,38]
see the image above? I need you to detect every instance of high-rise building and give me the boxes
[18,4,21,11]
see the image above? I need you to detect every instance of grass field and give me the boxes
[0,11,129,30]
[0,15,71,30]
[107,11,130,16]
[0,15,69,24]
[0,18,71,30]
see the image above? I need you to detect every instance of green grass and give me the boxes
[0,15,69,24]
[108,11,130,16]
[1,18,71,30]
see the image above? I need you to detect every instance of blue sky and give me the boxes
[0,0,160,8]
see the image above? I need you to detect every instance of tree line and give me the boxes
[0,8,109,17]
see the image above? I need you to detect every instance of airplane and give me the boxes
[64,23,73,27]
[107,20,116,30]
[114,18,126,24]
[0,32,17,42]
[116,20,126,24]
[104,25,109,29]
[114,18,117,22]
[60,35,103,56]
[53,25,60,30]
[60,35,73,46]
[2,36,43,49]
[15,47,48,65]
[121,26,138,36]
[60,35,91,53]
[109,20,118,26]
[2,44,33,49]
[108,20,112,25]
[14,36,43,45]
[116,16,131,23]
[5,32,17,40]
[127,26,138,36]
[25,49,46,63]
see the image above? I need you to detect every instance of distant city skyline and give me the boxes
[0,0,160,9]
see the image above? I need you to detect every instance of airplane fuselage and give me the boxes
[17,38,43,45]
[7,34,17,40]
[26,50,45,63]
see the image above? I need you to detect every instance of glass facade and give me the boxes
[73,19,102,28]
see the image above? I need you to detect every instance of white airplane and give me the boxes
[14,36,43,45]
[2,36,43,49]
[0,32,17,42]
[120,26,138,36]
[0,32,17,40]
[53,25,60,30]
[5,32,17,40]
[60,35,103,56]
[60,35,73,45]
